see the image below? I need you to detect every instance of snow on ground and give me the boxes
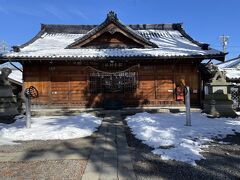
[0,113,102,145]
[126,112,240,166]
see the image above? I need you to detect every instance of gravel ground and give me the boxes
[0,136,95,153]
[122,115,240,180]
[0,134,97,179]
[0,159,87,179]
[0,114,105,179]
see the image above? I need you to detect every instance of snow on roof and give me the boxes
[0,62,22,70]
[217,57,240,81]
[0,62,22,85]
[4,30,222,59]
[218,57,240,69]
[8,69,22,84]
[222,68,240,81]
[0,62,12,69]
[0,68,22,85]
[3,12,224,60]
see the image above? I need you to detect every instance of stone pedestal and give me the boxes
[0,86,19,123]
[203,94,237,118]
[203,70,237,118]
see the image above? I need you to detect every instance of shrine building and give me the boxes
[1,11,225,109]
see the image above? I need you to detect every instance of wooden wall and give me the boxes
[136,62,200,106]
[23,61,200,108]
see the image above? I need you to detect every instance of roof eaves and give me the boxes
[176,25,210,50]
[13,25,46,51]
[2,52,225,61]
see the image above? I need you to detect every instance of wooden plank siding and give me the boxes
[23,61,201,108]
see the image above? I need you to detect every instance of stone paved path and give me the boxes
[82,112,136,180]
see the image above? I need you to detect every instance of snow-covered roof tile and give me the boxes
[217,56,240,81]
[224,69,240,80]
[218,57,240,69]
[2,12,224,61]
[4,30,222,60]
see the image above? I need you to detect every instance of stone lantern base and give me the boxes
[203,94,237,118]
[0,86,19,124]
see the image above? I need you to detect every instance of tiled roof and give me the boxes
[217,56,240,81]
[218,56,240,68]
[2,12,225,61]
[223,69,240,81]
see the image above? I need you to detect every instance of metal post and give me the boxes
[25,96,31,128]
[185,86,191,126]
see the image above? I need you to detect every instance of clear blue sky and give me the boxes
[0,0,239,60]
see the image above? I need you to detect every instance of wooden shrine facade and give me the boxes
[2,11,225,108]
[23,60,201,108]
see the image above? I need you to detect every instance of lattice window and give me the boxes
[88,68,138,94]
[230,86,239,109]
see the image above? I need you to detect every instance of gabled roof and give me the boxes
[2,11,225,61]
[67,11,158,49]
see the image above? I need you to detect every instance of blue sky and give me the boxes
[0,0,239,60]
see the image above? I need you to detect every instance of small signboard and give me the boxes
[193,89,198,94]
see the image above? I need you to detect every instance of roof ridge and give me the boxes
[41,23,183,31]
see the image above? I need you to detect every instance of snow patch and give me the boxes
[0,113,102,145]
[126,112,240,166]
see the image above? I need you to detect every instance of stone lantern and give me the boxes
[0,68,19,123]
[203,69,237,117]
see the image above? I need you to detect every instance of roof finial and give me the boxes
[107,11,118,21]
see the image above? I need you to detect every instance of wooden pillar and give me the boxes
[154,64,157,104]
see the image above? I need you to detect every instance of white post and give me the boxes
[25,96,31,128]
[185,86,191,126]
